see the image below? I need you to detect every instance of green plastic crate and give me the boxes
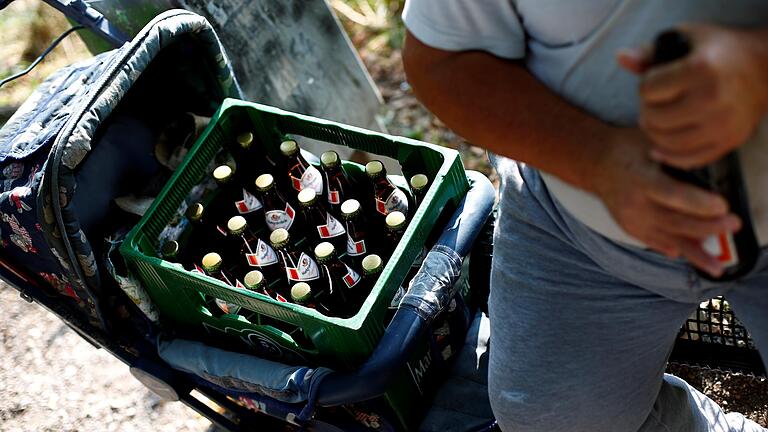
[120,98,469,369]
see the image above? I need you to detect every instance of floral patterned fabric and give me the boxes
[0,10,242,326]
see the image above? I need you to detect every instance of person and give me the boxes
[401,1,768,431]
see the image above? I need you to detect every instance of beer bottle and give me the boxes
[341,199,375,268]
[385,210,427,272]
[255,174,300,238]
[226,216,282,284]
[160,240,180,261]
[362,254,405,323]
[320,151,357,216]
[270,228,320,294]
[314,242,362,317]
[281,139,324,196]
[233,131,275,181]
[243,269,287,302]
[186,202,229,264]
[365,160,409,224]
[652,30,759,281]
[212,165,264,222]
[298,188,347,253]
[409,174,429,208]
[384,211,407,258]
[290,282,333,316]
[201,252,242,315]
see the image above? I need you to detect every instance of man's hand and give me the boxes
[618,25,768,169]
[591,128,740,276]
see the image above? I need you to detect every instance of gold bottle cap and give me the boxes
[340,199,361,218]
[280,139,299,156]
[291,282,312,303]
[297,188,317,206]
[237,132,254,149]
[244,270,264,290]
[212,165,234,184]
[161,240,179,258]
[362,254,383,275]
[365,160,384,178]
[202,252,222,272]
[314,242,335,262]
[255,173,275,191]
[269,228,290,248]
[410,174,429,191]
[186,202,204,222]
[320,151,339,168]
[227,216,248,235]
[385,211,406,230]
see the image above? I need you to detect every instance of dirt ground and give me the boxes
[1,1,768,431]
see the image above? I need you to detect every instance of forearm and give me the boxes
[403,32,616,192]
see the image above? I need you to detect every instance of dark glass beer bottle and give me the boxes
[314,242,362,317]
[409,174,429,208]
[186,202,229,264]
[320,151,357,216]
[201,252,242,315]
[280,139,324,196]
[270,228,321,294]
[160,240,180,261]
[212,164,264,222]
[298,188,347,253]
[255,173,300,238]
[365,160,409,225]
[226,216,282,283]
[290,282,333,316]
[341,199,375,268]
[362,254,406,324]
[383,211,407,258]
[652,30,759,281]
[233,131,276,181]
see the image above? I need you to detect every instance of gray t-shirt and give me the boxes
[403,0,768,248]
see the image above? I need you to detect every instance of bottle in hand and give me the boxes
[298,188,347,253]
[281,139,323,196]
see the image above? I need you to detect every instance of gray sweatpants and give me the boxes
[488,160,767,432]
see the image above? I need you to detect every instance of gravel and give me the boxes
[0,283,214,432]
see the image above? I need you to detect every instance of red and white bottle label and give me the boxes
[376,189,409,216]
[235,189,263,214]
[342,264,361,289]
[346,234,366,256]
[275,293,288,303]
[246,239,278,267]
[291,165,323,194]
[215,298,241,315]
[328,189,341,205]
[702,233,739,268]
[317,213,345,239]
[286,253,320,282]
[265,203,295,231]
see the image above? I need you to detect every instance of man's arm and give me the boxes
[402,31,737,276]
